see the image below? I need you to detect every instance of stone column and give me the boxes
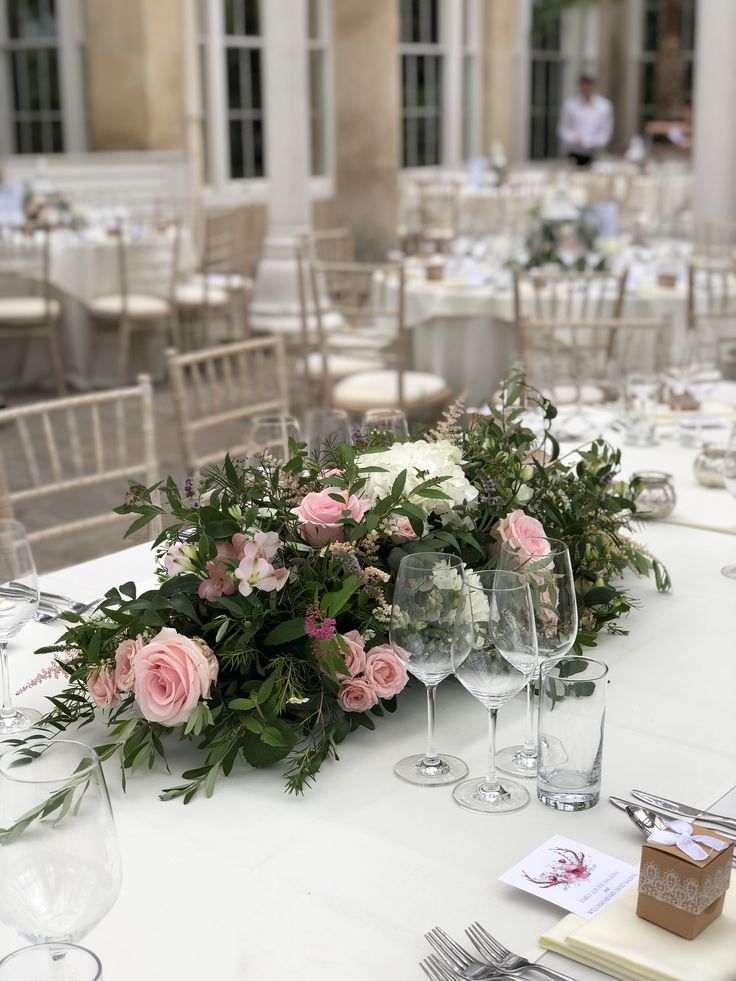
[693,0,736,228]
[332,0,399,260]
[249,0,312,330]
[482,0,523,161]
[85,0,186,150]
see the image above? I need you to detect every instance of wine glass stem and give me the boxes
[485,707,501,792]
[0,641,13,719]
[423,684,440,767]
[522,679,536,756]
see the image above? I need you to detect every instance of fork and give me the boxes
[35,598,102,625]
[424,928,509,979]
[421,954,503,981]
[466,923,576,981]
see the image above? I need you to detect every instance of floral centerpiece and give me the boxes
[34,371,669,802]
[524,208,603,272]
[23,186,86,233]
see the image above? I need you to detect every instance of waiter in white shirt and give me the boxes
[557,74,613,167]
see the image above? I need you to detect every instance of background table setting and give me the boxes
[0,381,735,981]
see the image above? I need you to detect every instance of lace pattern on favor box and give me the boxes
[639,860,731,914]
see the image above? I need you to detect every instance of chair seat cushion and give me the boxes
[296,351,385,380]
[332,370,450,411]
[174,281,230,308]
[326,329,395,352]
[0,297,60,324]
[89,293,171,319]
[193,272,252,293]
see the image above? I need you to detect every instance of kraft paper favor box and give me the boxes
[636,824,733,940]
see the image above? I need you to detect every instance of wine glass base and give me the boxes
[495,744,537,779]
[0,706,41,735]
[394,753,468,787]
[0,943,102,980]
[452,775,529,814]
[721,564,736,579]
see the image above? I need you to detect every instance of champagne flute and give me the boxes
[721,424,736,578]
[389,553,468,786]
[362,408,409,443]
[306,408,352,463]
[0,740,122,978]
[451,570,538,813]
[0,520,41,734]
[250,414,301,462]
[495,535,578,778]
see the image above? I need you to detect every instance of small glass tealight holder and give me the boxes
[693,445,727,488]
[632,471,676,520]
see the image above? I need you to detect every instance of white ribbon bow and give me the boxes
[647,819,729,861]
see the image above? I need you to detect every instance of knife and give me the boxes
[631,790,736,834]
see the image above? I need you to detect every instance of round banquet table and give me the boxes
[398,273,702,408]
[2,445,736,980]
[0,228,194,392]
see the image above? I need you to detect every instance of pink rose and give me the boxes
[87,666,120,709]
[114,636,144,692]
[390,515,419,545]
[133,627,218,728]
[292,487,371,547]
[337,677,378,713]
[364,645,409,699]
[493,509,551,564]
[336,629,367,679]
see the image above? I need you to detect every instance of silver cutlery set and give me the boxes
[34,588,101,624]
[421,791,735,978]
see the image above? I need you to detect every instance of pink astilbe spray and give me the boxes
[305,602,336,643]
[16,650,76,696]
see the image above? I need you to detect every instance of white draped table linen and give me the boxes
[1,518,735,980]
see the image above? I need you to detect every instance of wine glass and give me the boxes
[0,520,41,734]
[306,408,352,462]
[362,408,409,443]
[495,535,578,779]
[389,553,469,786]
[721,424,736,578]
[0,740,122,978]
[250,414,301,462]
[623,371,660,447]
[451,570,538,813]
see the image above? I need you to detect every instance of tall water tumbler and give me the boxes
[537,656,608,811]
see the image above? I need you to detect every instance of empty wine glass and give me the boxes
[0,520,41,734]
[362,408,409,443]
[306,408,352,462]
[623,371,661,447]
[721,425,736,578]
[451,570,538,813]
[250,414,301,462]
[0,740,122,978]
[495,536,578,779]
[390,553,468,786]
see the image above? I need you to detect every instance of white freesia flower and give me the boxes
[465,569,491,627]
[357,439,478,516]
[515,483,533,505]
[432,559,464,592]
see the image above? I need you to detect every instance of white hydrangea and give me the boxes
[357,439,478,516]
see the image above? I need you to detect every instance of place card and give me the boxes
[499,834,639,920]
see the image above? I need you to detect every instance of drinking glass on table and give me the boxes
[451,570,538,813]
[537,656,609,810]
[0,520,41,734]
[250,414,301,462]
[495,535,578,779]
[0,740,122,979]
[623,371,660,447]
[306,408,352,463]
[362,408,409,444]
[720,425,736,579]
[389,553,468,786]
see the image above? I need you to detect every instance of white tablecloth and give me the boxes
[2,512,735,979]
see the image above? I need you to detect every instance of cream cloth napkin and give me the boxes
[539,885,736,981]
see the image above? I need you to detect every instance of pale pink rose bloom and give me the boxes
[364,645,409,698]
[133,627,218,728]
[292,487,371,547]
[114,636,144,692]
[336,629,367,679]
[87,666,120,709]
[197,558,236,601]
[537,588,560,633]
[493,509,551,565]
[390,515,419,545]
[337,677,378,713]
[235,552,288,596]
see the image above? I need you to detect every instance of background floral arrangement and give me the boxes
[23,186,86,233]
[523,210,603,271]
[35,370,669,801]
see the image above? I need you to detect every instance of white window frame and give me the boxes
[0,0,86,157]
[198,0,333,202]
[400,0,483,173]
[306,0,333,185]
